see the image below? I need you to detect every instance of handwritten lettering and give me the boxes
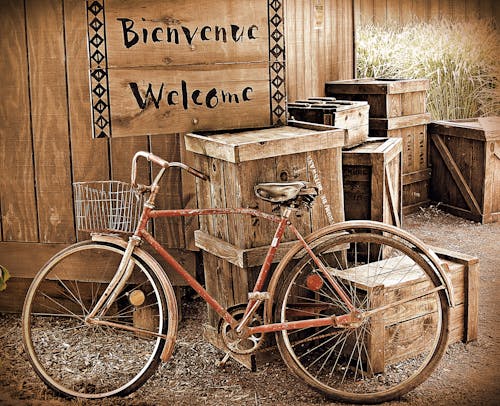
[118,18,259,48]
[129,81,253,111]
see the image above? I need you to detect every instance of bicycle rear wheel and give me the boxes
[274,225,449,403]
[22,240,177,399]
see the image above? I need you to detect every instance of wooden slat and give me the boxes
[308,148,345,227]
[285,0,354,101]
[26,0,74,243]
[356,0,498,25]
[386,0,400,23]
[185,125,344,163]
[180,134,200,251]
[64,0,110,183]
[0,241,195,287]
[431,134,482,215]
[385,165,401,227]
[149,135,184,248]
[0,0,38,242]
[369,113,431,130]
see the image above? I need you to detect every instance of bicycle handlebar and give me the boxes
[131,151,208,189]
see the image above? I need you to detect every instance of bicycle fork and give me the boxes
[84,236,169,338]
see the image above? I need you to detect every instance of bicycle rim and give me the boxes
[275,230,449,403]
[22,241,169,399]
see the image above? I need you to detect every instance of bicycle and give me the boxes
[22,151,453,403]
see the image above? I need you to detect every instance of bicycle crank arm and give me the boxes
[86,317,169,340]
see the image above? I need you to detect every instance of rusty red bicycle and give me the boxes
[22,151,453,403]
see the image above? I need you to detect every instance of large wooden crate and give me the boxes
[342,138,403,227]
[185,122,345,328]
[186,121,346,249]
[325,78,429,119]
[429,118,500,223]
[326,78,431,213]
[287,97,369,147]
[339,246,478,373]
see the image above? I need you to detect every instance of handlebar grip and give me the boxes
[147,153,168,168]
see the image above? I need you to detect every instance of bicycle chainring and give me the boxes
[219,304,265,355]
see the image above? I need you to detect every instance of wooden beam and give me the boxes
[430,134,482,215]
[385,166,401,227]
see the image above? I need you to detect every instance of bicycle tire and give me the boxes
[273,225,449,403]
[22,240,177,399]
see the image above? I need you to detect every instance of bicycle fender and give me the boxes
[90,234,178,362]
[265,220,456,324]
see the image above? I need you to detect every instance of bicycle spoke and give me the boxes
[276,228,448,402]
[23,242,175,399]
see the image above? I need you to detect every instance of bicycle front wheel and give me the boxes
[22,240,177,399]
[274,225,449,403]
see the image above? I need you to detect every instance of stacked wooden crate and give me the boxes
[429,117,500,223]
[185,122,345,327]
[342,138,403,227]
[287,97,369,147]
[338,246,478,373]
[326,78,431,213]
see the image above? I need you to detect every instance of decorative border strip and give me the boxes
[86,0,111,138]
[268,0,286,126]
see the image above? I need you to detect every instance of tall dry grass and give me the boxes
[356,19,500,120]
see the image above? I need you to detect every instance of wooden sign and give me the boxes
[86,0,286,138]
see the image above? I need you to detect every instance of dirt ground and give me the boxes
[0,206,499,406]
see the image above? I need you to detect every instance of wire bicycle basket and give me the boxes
[73,181,144,234]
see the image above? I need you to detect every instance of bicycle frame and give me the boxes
[128,204,359,338]
[85,151,361,339]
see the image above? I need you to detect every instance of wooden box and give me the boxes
[186,121,344,330]
[342,138,403,227]
[338,246,478,373]
[370,123,431,214]
[195,230,298,327]
[326,78,431,214]
[325,78,429,119]
[429,118,500,223]
[287,97,369,147]
[185,121,346,249]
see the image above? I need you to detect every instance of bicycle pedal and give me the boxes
[248,292,270,301]
[217,353,231,368]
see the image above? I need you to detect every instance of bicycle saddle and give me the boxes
[254,181,317,204]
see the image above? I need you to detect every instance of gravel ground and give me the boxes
[0,207,499,405]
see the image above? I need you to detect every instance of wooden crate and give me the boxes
[326,78,431,213]
[287,97,369,147]
[370,123,431,214]
[325,78,429,118]
[337,246,478,373]
[195,231,299,327]
[429,118,500,223]
[185,121,346,249]
[342,138,403,227]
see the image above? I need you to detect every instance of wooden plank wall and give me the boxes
[0,1,355,242]
[285,0,355,102]
[0,0,190,288]
[354,0,499,25]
